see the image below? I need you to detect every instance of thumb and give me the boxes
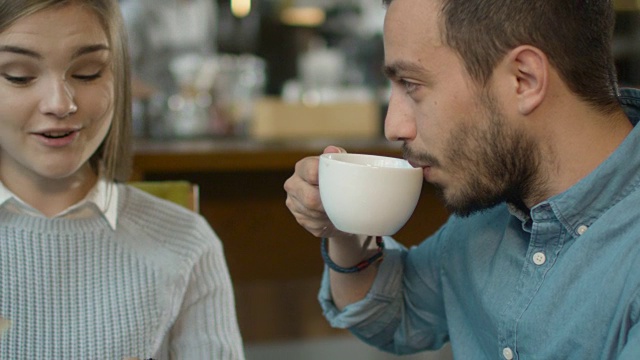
[323,145,347,154]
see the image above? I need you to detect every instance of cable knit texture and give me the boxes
[0,184,245,359]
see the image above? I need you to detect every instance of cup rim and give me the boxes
[320,153,419,171]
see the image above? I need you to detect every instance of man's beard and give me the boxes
[404,92,547,217]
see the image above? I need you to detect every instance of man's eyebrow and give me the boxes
[383,60,429,79]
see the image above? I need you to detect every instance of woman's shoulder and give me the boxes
[116,183,218,254]
[111,184,230,294]
[120,182,197,213]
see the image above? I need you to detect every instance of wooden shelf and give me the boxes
[615,0,640,11]
[132,137,402,179]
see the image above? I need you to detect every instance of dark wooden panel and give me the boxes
[141,169,447,282]
[132,138,450,342]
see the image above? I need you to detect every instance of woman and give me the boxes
[0,1,244,358]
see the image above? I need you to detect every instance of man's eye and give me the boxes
[400,79,419,94]
[2,73,34,85]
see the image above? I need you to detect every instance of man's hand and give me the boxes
[284,146,349,238]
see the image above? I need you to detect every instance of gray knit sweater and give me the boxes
[0,184,244,359]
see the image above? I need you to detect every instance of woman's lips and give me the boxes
[32,129,80,147]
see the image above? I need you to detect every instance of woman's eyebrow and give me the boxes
[0,45,41,59]
[0,43,109,60]
[72,44,110,59]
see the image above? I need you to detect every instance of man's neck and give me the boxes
[525,99,632,208]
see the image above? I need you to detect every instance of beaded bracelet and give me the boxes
[320,236,384,273]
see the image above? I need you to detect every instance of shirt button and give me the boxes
[532,252,546,265]
[503,347,514,360]
[577,225,588,235]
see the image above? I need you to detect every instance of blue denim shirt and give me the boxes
[319,88,640,359]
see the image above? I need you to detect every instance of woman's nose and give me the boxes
[39,78,77,118]
[384,90,417,142]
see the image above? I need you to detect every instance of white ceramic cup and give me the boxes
[319,153,423,236]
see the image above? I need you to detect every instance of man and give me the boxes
[284,0,640,358]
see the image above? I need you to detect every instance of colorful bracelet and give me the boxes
[320,236,384,273]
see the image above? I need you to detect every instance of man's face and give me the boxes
[383,0,542,216]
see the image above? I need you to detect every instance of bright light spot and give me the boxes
[231,0,251,18]
[280,7,325,27]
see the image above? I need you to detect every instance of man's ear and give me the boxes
[504,45,549,115]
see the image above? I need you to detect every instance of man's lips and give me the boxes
[407,160,430,169]
[407,160,433,180]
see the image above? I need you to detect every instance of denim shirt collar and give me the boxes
[521,88,640,237]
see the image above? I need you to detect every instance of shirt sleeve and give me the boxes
[619,326,640,360]
[167,219,245,360]
[318,230,450,355]
[618,292,640,360]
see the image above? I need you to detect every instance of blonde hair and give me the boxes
[0,0,133,181]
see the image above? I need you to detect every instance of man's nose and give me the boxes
[384,90,416,142]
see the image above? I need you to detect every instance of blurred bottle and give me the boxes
[120,0,218,138]
[211,54,266,136]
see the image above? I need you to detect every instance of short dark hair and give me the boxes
[383,0,620,114]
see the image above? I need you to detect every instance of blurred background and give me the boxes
[120,0,640,358]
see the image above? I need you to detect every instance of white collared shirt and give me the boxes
[0,178,119,230]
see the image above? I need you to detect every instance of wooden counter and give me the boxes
[132,137,449,342]
[132,137,405,176]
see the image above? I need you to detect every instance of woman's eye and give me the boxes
[2,73,34,85]
[72,72,102,81]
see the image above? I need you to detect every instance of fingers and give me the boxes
[285,166,329,237]
[323,145,346,154]
[284,175,324,213]
[284,149,347,238]
[293,155,321,186]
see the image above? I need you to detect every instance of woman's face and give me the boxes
[0,4,114,190]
